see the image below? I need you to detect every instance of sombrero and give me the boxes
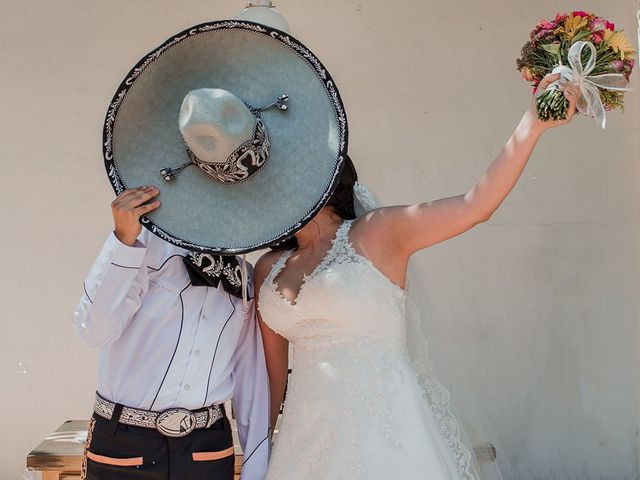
[103,20,348,254]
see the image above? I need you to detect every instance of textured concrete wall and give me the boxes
[1,1,637,479]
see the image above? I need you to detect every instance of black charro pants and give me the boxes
[82,411,235,480]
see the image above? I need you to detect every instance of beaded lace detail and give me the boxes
[259,220,478,480]
[262,220,405,311]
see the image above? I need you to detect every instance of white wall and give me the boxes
[0,1,637,479]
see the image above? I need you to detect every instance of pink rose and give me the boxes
[537,19,555,30]
[590,18,606,31]
[572,10,589,18]
[605,20,615,31]
[592,31,604,44]
[554,13,567,23]
[611,60,624,72]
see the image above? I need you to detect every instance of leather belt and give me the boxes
[93,392,224,438]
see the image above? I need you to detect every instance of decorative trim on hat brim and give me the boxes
[103,20,348,254]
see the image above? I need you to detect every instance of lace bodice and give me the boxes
[259,220,407,347]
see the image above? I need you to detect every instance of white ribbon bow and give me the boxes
[550,41,631,129]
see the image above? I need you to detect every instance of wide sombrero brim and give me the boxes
[104,20,347,254]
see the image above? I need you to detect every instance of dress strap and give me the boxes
[265,249,293,285]
[317,219,357,269]
[334,219,355,246]
[333,219,356,254]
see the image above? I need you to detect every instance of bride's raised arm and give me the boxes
[364,73,580,258]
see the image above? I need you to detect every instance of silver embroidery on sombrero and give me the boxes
[187,116,271,185]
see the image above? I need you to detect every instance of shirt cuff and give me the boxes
[107,231,147,268]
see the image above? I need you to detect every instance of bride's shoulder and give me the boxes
[350,207,397,240]
[350,208,404,257]
[255,249,286,286]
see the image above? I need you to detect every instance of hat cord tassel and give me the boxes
[160,160,193,181]
[252,94,289,113]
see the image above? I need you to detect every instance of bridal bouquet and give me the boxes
[516,11,635,127]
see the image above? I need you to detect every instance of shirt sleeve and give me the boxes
[232,276,271,480]
[73,230,150,348]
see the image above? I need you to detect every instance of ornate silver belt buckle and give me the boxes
[206,405,223,428]
[156,408,197,438]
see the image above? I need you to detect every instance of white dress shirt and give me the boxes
[74,228,269,480]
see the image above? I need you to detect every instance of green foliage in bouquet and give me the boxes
[517,11,635,122]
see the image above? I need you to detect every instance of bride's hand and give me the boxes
[525,72,581,131]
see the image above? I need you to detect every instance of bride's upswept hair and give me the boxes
[270,154,358,251]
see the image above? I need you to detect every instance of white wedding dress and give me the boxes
[259,219,478,480]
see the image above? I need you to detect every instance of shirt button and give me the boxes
[194,349,201,356]
[201,314,207,320]
[184,384,190,391]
